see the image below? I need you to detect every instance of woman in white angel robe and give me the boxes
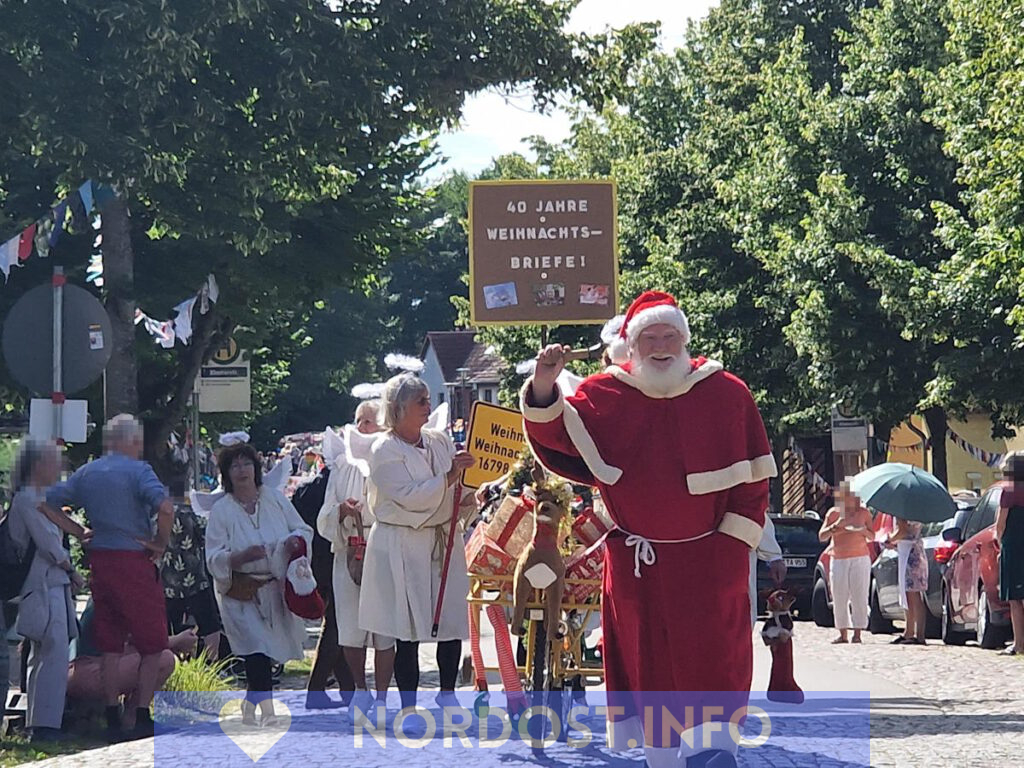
[205,446,313,718]
[358,374,475,710]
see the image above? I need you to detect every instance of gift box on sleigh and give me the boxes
[572,504,616,548]
[465,523,515,580]
[565,542,605,604]
[483,494,535,560]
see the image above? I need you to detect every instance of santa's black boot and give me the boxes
[685,749,737,768]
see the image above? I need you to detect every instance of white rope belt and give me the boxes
[621,529,716,578]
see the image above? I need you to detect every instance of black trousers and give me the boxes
[307,594,355,696]
[394,639,461,709]
[243,653,274,705]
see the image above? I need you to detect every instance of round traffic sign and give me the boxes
[2,282,113,396]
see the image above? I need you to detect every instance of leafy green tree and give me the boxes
[1,0,640,474]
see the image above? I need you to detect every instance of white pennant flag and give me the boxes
[0,235,18,282]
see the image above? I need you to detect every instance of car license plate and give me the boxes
[783,557,807,568]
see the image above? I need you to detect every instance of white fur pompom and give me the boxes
[384,353,425,373]
[600,315,626,345]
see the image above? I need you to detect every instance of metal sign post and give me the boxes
[52,266,65,444]
[190,378,201,490]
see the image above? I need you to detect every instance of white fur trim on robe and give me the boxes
[686,455,778,496]
[358,430,469,642]
[205,486,313,662]
[520,379,623,486]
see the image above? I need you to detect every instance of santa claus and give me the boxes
[520,290,776,768]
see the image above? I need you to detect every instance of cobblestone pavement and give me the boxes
[15,621,1024,767]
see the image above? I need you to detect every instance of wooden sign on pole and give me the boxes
[468,179,619,326]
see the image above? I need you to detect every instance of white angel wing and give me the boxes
[264,458,290,494]
[189,489,224,518]
[426,401,449,433]
[321,426,346,467]
[342,425,378,477]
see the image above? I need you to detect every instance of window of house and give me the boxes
[437,392,445,406]
[481,388,493,403]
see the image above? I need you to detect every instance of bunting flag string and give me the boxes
[134,274,220,349]
[788,438,834,493]
[945,427,1005,469]
[1,180,104,284]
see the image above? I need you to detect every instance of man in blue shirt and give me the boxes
[41,414,174,742]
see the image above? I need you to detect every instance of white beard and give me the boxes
[631,351,692,395]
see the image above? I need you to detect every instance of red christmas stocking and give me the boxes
[766,639,804,704]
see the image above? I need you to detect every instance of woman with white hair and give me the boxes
[9,437,83,742]
[358,373,475,713]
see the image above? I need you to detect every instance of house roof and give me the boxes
[422,331,503,385]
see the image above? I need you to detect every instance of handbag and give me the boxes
[346,514,366,587]
[226,571,271,602]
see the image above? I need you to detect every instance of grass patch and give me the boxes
[158,649,236,727]
[0,733,106,767]
[283,655,313,677]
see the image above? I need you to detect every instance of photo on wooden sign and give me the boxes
[579,283,610,306]
[483,281,518,309]
[532,282,566,307]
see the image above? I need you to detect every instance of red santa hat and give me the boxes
[282,538,325,620]
[600,315,629,365]
[619,290,690,348]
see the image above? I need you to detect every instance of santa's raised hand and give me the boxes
[533,344,571,405]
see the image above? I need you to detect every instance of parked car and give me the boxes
[940,484,1012,648]
[756,515,826,618]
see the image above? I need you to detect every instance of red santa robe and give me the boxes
[521,356,776,758]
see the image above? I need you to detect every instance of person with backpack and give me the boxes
[9,437,86,743]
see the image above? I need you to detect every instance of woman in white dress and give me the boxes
[9,437,83,743]
[205,443,313,726]
[317,400,396,721]
[358,373,475,711]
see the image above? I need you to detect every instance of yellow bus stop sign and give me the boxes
[462,401,526,489]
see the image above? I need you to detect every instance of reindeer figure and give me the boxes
[511,464,570,641]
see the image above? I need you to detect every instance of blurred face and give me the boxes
[32,447,62,487]
[635,324,685,371]
[228,455,257,489]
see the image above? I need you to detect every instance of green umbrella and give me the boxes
[847,463,955,524]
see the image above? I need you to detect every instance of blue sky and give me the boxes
[428,0,717,181]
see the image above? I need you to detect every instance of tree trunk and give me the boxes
[101,197,138,418]
[144,308,232,482]
[924,406,949,486]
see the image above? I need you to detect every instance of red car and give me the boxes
[940,484,1012,648]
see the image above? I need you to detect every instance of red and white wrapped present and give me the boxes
[465,523,515,578]
[565,541,605,604]
[572,502,616,548]
[485,494,535,560]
